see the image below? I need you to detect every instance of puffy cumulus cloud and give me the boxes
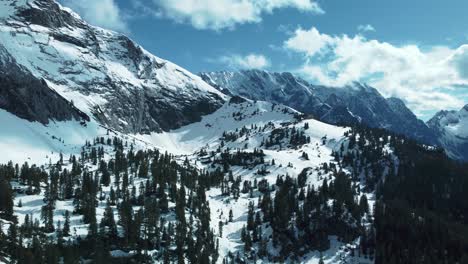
[62,0,128,32]
[151,0,323,30]
[284,26,468,116]
[217,53,271,69]
[284,27,333,57]
[357,24,375,32]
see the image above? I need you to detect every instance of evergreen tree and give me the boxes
[63,210,71,236]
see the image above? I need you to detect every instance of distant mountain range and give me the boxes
[201,70,467,160]
[0,0,465,160]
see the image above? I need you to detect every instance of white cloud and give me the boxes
[284,27,334,57]
[284,27,468,115]
[150,0,323,30]
[357,24,375,32]
[62,0,128,32]
[450,45,468,79]
[217,53,271,69]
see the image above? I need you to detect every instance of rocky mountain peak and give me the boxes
[462,104,468,112]
[0,0,225,134]
[1,0,80,28]
[426,104,468,160]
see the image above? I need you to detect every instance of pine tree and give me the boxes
[0,178,14,219]
[319,252,324,264]
[63,210,71,236]
[99,160,110,186]
[244,230,252,252]
[100,202,117,238]
[41,202,55,233]
[138,158,149,178]
[176,222,186,264]
[247,202,255,231]
[218,221,223,237]
[229,209,233,222]
[87,206,98,241]
[359,195,369,215]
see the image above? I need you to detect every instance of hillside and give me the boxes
[0,98,377,263]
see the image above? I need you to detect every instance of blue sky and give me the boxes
[60,0,468,120]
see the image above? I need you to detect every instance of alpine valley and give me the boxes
[0,1,468,264]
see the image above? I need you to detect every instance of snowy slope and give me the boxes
[137,97,304,153]
[0,108,98,164]
[0,108,154,165]
[138,97,370,263]
[0,91,377,263]
[0,0,225,134]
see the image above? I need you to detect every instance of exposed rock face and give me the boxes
[313,85,437,145]
[385,97,436,143]
[320,105,360,125]
[17,0,83,29]
[200,71,324,117]
[0,0,225,133]
[201,70,436,145]
[0,45,89,124]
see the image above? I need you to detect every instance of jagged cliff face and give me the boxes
[427,105,468,160]
[0,44,89,124]
[201,70,437,145]
[313,84,437,145]
[0,0,225,133]
[200,71,325,115]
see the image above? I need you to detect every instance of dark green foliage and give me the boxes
[343,125,468,263]
[0,136,218,263]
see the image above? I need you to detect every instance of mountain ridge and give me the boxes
[200,69,437,146]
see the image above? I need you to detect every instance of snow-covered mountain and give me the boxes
[200,70,437,145]
[0,0,225,134]
[1,1,467,263]
[427,104,468,160]
[2,94,376,263]
[200,71,325,115]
